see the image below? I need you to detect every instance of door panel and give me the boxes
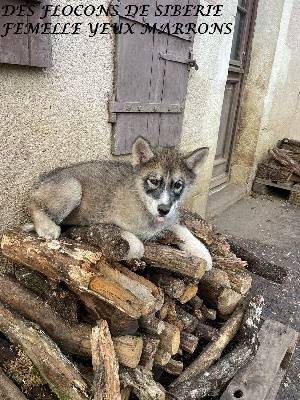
[211,0,258,189]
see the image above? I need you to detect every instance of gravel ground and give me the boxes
[212,191,299,400]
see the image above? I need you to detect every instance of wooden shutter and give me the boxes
[110,0,199,154]
[0,0,51,67]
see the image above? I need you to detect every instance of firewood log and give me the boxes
[175,305,199,333]
[162,359,184,376]
[0,300,92,400]
[139,314,165,335]
[112,336,143,369]
[197,269,243,315]
[120,366,165,400]
[193,321,220,341]
[211,262,252,294]
[168,304,245,390]
[15,266,79,324]
[91,320,122,400]
[140,335,160,370]
[180,331,199,354]
[151,274,198,304]
[199,304,217,320]
[167,296,264,400]
[1,229,163,319]
[121,387,131,400]
[154,347,172,366]
[143,242,207,279]
[71,287,139,336]
[65,224,130,260]
[0,368,28,400]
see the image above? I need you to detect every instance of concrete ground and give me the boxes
[211,190,299,400]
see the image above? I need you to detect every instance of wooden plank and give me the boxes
[28,0,52,67]
[255,178,300,192]
[0,0,29,65]
[220,319,298,400]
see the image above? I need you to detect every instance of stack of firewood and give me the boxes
[0,211,263,400]
[256,138,300,185]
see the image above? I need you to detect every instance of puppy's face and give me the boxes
[132,137,209,223]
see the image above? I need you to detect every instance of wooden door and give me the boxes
[109,0,199,155]
[210,0,258,189]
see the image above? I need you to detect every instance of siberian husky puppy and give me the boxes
[28,137,212,270]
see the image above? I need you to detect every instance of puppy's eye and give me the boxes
[173,180,183,192]
[147,177,161,189]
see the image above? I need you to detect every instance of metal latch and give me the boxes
[159,50,199,71]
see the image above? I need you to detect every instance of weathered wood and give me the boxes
[143,242,207,279]
[0,300,91,400]
[121,387,131,400]
[0,367,29,400]
[91,320,121,400]
[180,331,199,354]
[199,304,217,320]
[228,239,289,283]
[154,347,172,367]
[180,209,215,245]
[0,271,91,357]
[198,269,243,315]
[71,287,139,336]
[162,359,184,376]
[175,305,199,333]
[210,263,252,295]
[168,296,264,400]
[169,304,245,389]
[65,224,130,260]
[1,229,163,319]
[140,335,161,370]
[221,319,298,400]
[193,322,220,341]
[151,274,198,304]
[15,266,80,324]
[139,314,165,335]
[120,366,165,400]
[112,335,143,369]
[269,148,300,176]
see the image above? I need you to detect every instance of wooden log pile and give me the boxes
[256,138,300,185]
[0,211,262,400]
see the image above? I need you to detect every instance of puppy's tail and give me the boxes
[23,223,35,233]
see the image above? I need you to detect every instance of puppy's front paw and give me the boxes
[172,225,212,271]
[36,222,61,240]
[120,231,145,260]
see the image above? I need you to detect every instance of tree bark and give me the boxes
[143,242,206,279]
[91,320,121,400]
[1,229,163,319]
[168,304,245,390]
[0,300,92,400]
[120,366,165,400]
[167,296,264,399]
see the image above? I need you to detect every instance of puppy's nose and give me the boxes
[158,205,171,216]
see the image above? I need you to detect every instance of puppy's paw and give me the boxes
[172,225,212,271]
[36,222,61,240]
[120,231,145,259]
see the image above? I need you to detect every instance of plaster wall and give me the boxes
[0,0,115,237]
[231,0,300,187]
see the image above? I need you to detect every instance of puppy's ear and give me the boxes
[184,147,209,174]
[132,137,154,166]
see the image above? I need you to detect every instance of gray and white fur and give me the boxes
[28,137,212,270]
